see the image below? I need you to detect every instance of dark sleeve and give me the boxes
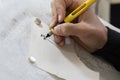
[92,27,120,71]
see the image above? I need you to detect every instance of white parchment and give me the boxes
[28,18,99,80]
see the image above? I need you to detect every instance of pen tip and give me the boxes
[44,34,49,39]
[44,33,52,39]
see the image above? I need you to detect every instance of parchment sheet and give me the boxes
[28,18,99,80]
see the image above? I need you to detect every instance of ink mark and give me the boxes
[40,34,45,37]
[40,34,46,40]
[40,34,56,46]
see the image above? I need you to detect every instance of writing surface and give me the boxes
[28,18,99,80]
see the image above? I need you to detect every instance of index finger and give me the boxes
[49,0,66,28]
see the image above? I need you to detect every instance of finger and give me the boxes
[50,0,58,28]
[54,35,65,46]
[49,14,58,29]
[56,5,66,22]
[54,35,63,43]
[54,23,83,36]
[55,36,65,47]
[58,39,65,47]
[51,0,66,23]
[55,0,66,22]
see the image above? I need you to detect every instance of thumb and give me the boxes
[54,23,80,36]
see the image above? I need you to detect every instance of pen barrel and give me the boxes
[64,0,96,23]
[49,21,64,34]
[86,0,96,5]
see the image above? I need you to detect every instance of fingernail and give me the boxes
[58,15,62,22]
[49,21,55,28]
[54,25,61,35]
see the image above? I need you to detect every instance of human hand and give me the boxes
[50,0,108,53]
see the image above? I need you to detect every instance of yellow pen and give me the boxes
[45,0,96,39]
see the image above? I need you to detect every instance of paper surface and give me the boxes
[29,18,99,80]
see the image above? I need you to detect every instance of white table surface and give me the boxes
[0,0,120,80]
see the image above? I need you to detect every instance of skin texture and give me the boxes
[50,0,108,53]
